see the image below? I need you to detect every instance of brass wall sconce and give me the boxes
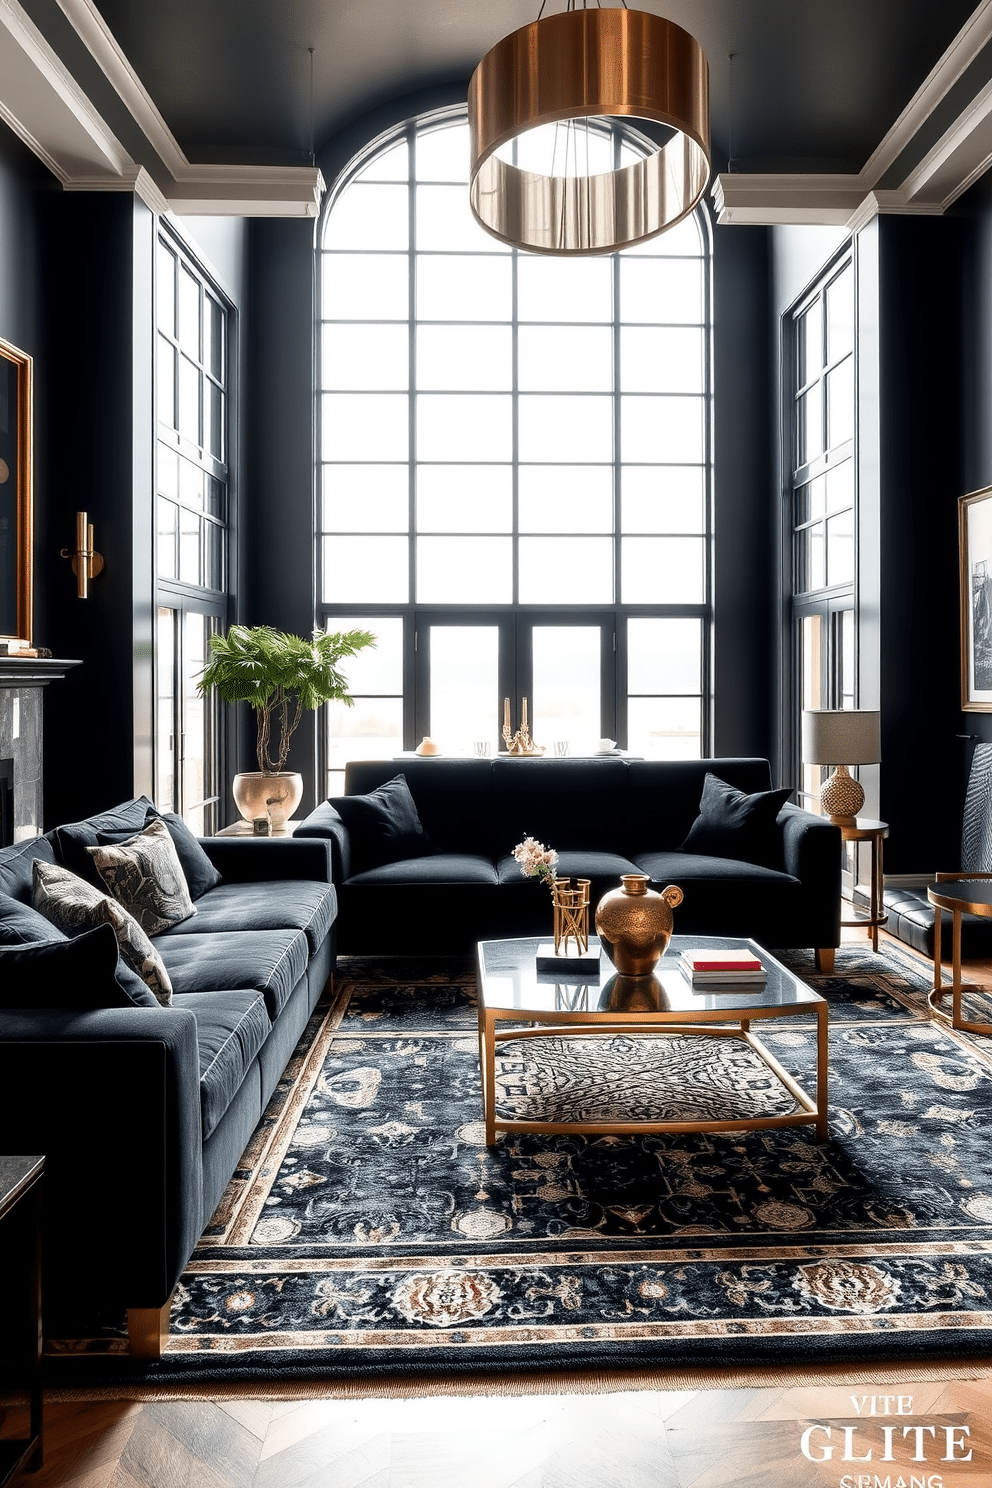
[61,511,104,598]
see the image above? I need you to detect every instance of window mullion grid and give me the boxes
[612,237,623,743]
[511,245,520,608]
[407,125,418,750]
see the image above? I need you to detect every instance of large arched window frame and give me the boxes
[317,107,712,793]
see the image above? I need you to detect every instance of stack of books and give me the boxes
[679,949,767,991]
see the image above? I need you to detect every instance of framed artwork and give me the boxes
[0,336,33,643]
[960,486,992,710]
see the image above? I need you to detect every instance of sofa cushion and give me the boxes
[0,923,159,1009]
[32,860,173,1005]
[0,835,57,902]
[172,989,272,1140]
[680,773,792,870]
[348,853,498,887]
[52,796,155,887]
[633,849,802,944]
[635,850,796,885]
[497,850,641,904]
[491,757,629,852]
[330,774,430,875]
[157,929,309,1019]
[155,879,336,957]
[88,818,196,935]
[0,891,65,944]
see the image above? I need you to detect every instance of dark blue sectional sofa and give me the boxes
[0,795,336,1359]
[296,756,842,962]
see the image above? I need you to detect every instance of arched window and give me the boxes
[317,108,711,792]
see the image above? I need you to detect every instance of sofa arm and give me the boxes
[0,1006,203,1313]
[779,804,842,944]
[199,835,334,884]
[292,802,351,883]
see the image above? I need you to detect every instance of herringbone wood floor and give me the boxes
[4,922,991,1487]
[3,1378,992,1487]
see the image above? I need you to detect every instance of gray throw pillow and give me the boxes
[87,817,195,934]
[32,859,173,1006]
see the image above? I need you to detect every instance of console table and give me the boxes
[0,1156,44,1483]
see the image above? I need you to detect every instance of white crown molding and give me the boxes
[55,0,324,215]
[56,0,187,177]
[858,0,992,184]
[711,174,864,226]
[714,0,992,225]
[166,165,325,217]
[0,0,130,183]
[63,164,172,215]
[0,0,327,215]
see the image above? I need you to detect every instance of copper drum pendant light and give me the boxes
[468,4,711,255]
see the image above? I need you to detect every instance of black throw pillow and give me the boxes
[329,774,430,876]
[0,892,66,946]
[680,773,792,869]
[0,923,160,1008]
[145,809,223,898]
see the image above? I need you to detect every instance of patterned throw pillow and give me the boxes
[86,818,195,935]
[32,859,173,1006]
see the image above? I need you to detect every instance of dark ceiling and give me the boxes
[83,0,982,173]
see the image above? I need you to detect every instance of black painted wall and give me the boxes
[876,216,964,872]
[711,221,775,766]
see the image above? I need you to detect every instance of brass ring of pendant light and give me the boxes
[468,7,710,255]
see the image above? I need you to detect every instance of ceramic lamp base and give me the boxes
[820,764,864,825]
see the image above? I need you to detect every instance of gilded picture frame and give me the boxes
[0,336,33,644]
[960,485,992,711]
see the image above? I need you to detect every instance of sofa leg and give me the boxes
[128,1299,172,1360]
[814,948,835,974]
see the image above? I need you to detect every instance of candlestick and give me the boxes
[504,696,510,731]
[521,696,528,729]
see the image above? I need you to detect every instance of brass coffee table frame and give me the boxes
[928,873,992,1036]
[476,938,829,1147]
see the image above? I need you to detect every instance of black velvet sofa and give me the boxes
[0,795,336,1358]
[296,756,841,961]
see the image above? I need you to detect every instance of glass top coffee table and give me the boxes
[476,935,828,1147]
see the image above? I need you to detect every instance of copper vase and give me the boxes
[594,873,684,976]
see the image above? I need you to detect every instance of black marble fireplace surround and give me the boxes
[0,659,78,840]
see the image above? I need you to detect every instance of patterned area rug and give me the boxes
[50,942,992,1382]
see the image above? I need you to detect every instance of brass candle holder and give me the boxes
[501,696,545,755]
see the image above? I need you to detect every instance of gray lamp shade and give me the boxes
[801,710,881,767]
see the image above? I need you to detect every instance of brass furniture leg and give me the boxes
[128,1299,172,1360]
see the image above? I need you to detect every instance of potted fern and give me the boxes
[198,624,375,824]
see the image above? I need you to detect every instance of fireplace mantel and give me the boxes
[0,658,81,842]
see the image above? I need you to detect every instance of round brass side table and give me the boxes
[839,819,888,952]
[927,876,992,1036]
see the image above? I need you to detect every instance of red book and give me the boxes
[681,950,762,973]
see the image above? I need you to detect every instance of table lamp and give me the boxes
[801,709,881,825]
